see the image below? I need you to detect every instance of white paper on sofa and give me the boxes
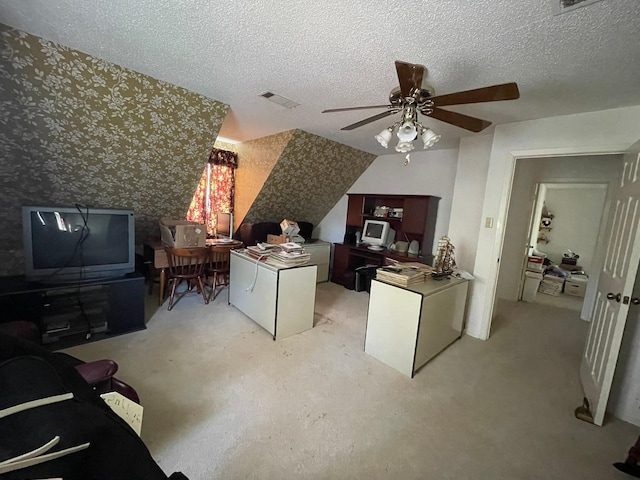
[100,391,144,436]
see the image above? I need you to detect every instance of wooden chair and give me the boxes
[164,246,210,310]
[207,245,234,302]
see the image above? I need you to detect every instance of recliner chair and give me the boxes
[0,332,187,479]
[0,321,140,403]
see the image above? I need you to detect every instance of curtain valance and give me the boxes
[208,148,238,168]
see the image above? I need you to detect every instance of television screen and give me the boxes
[23,206,135,283]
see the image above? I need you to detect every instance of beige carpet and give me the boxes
[64,283,638,480]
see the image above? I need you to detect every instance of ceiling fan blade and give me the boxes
[341,110,396,131]
[430,82,520,107]
[429,107,492,132]
[322,105,390,113]
[395,61,425,98]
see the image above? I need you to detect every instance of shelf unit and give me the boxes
[346,194,439,252]
[0,273,145,349]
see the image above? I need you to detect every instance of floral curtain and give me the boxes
[187,148,237,235]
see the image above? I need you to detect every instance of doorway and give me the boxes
[492,153,632,424]
[494,154,623,315]
[523,182,608,314]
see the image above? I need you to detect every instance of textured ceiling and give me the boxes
[1,0,639,154]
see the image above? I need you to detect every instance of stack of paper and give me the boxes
[279,242,304,254]
[375,262,432,287]
[246,245,277,259]
[266,250,311,268]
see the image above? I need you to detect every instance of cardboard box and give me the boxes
[267,234,289,245]
[526,255,545,272]
[565,275,588,297]
[159,219,207,247]
[280,219,300,236]
[539,275,564,296]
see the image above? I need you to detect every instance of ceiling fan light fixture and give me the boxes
[395,141,415,153]
[421,128,441,149]
[323,61,519,153]
[397,121,418,142]
[375,127,393,148]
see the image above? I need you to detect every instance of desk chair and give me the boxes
[164,246,210,310]
[207,245,234,302]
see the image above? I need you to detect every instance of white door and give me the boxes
[579,141,640,426]
[518,183,542,300]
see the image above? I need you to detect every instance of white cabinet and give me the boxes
[302,241,330,283]
[229,251,317,340]
[365,277,469,377]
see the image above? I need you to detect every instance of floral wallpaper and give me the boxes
[0,24,228,275]
[240,129,376,228]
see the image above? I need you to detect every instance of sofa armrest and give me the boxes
[75,359,118,385]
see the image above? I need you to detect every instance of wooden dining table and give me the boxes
[143,239,244,305]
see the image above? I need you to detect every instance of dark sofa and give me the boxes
[234,220,314,246]
[0,332,187,479]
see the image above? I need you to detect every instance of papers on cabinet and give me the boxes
[375,262,433,287]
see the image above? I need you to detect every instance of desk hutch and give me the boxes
[332,193,439,289]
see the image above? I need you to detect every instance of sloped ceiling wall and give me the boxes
[0,24,228,275]
[234,130,294,227]
[239,129,376,227]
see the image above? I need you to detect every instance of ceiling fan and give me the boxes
[322,61,520,152]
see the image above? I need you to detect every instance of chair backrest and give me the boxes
[209,245,233,273]
[164,247,209,278]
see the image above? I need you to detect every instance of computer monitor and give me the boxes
[361,219,395,247]
[216,212,233,238]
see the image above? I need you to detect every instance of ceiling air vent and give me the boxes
[259,91,300,109]
[553,0,604,15]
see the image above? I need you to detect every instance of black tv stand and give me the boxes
[0,272,145,350]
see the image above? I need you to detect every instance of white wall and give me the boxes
[316,148,460,258]
[448,134,493,273]
[466,104,640,340]
[496,157,620,302]
[542,186,607,272]
[314,195,348,243]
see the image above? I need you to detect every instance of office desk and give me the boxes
[365,276,469,378]
[331,242,433,289]
[143,240,243,305]
[229,250,316,340]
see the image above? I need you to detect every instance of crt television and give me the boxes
[22,205,135,283]
[362,219,396,247]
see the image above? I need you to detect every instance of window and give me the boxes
[186,148,238,235]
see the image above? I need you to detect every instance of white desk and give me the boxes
[365,276,469,377]
[229,251,317,340]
